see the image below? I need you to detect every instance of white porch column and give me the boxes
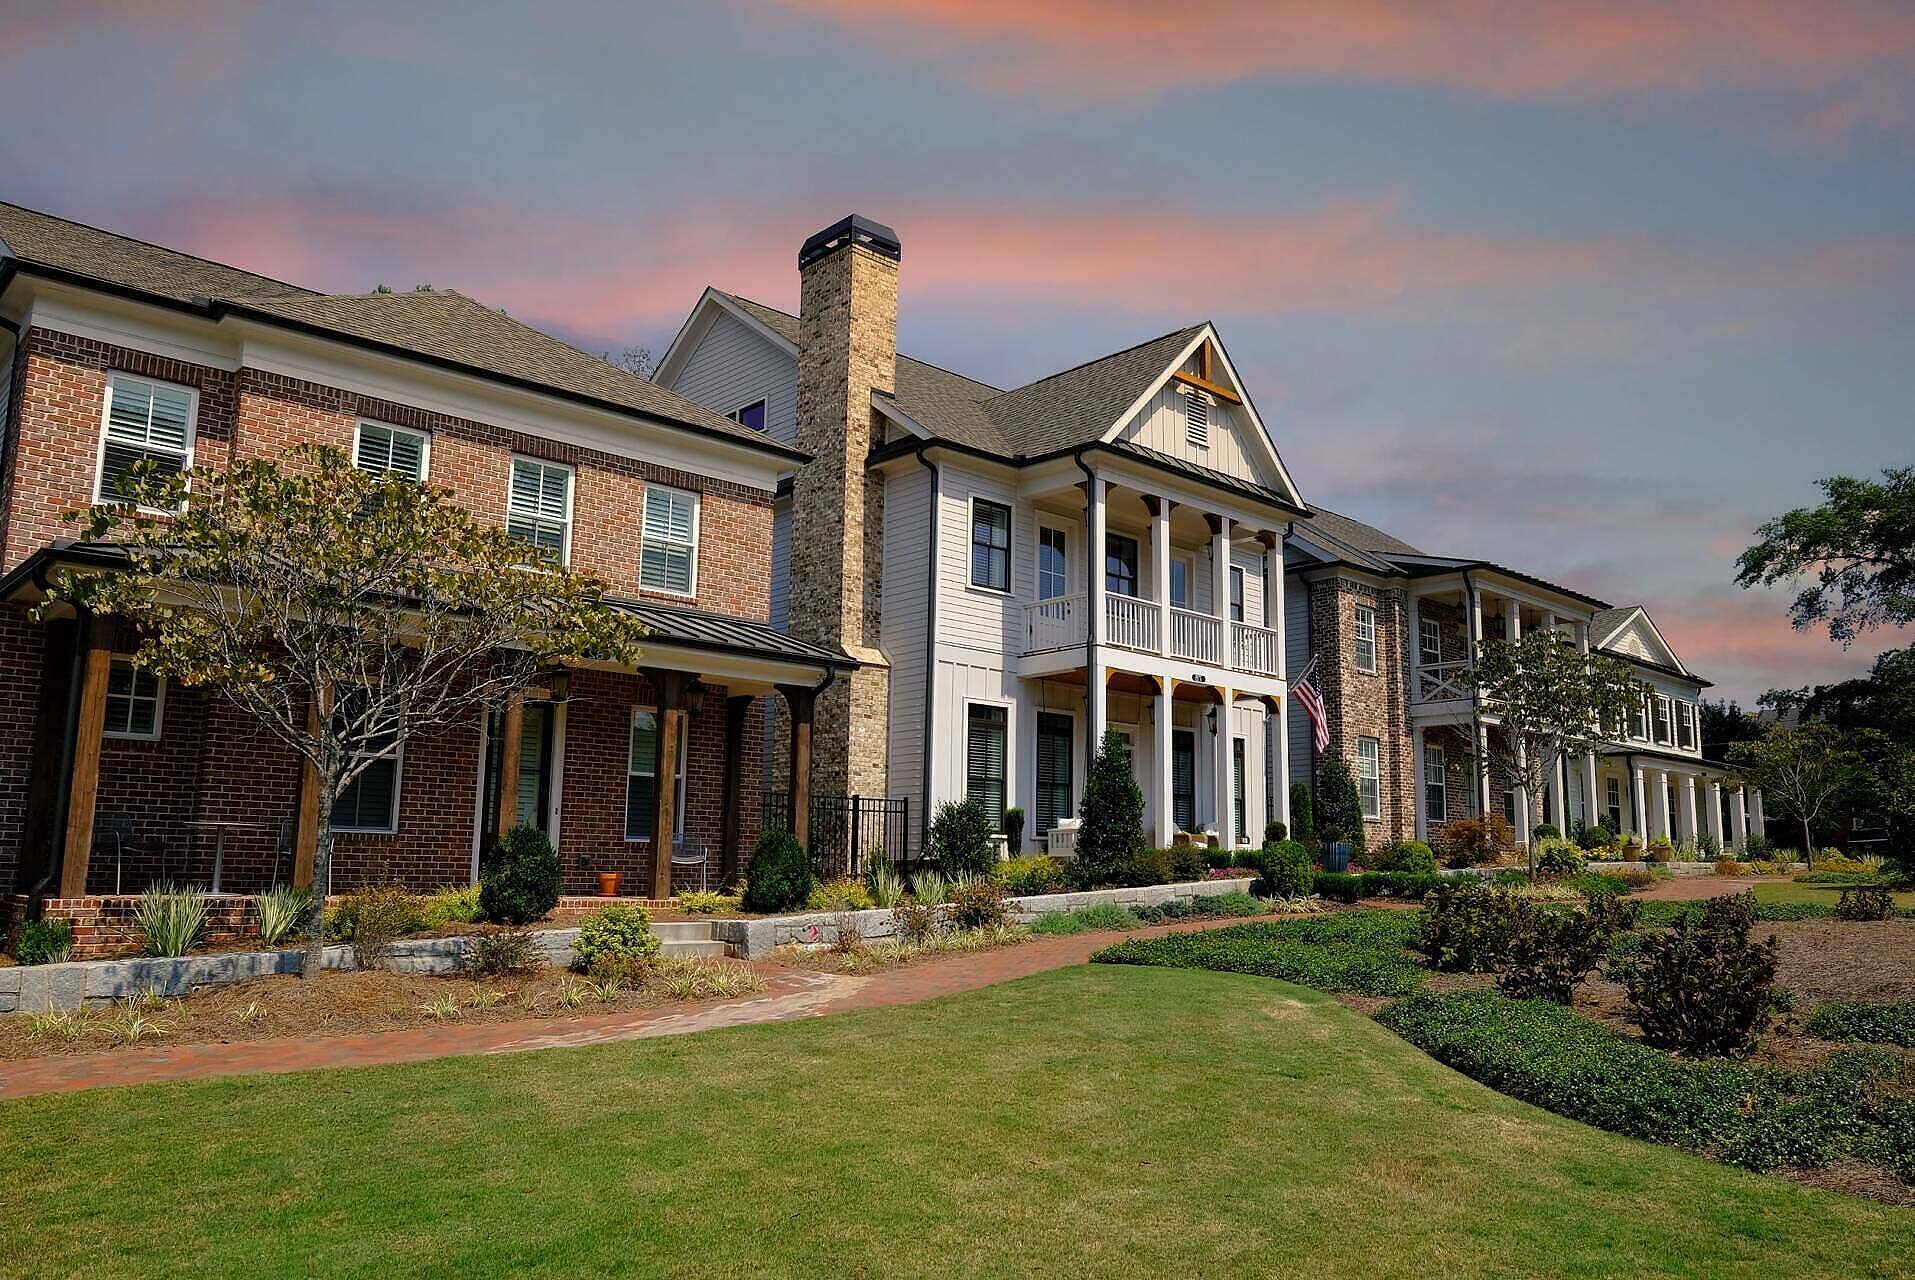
[1215,690,1235,847]
[1150,497,1172,657]
[1749,788,1765,832]
[1545,754,1563,833]
[1087,475,1108,755]
[1513,739,1531,845]
[1413,730,1429,842]
[1708,779,1724,845]
[1504,597,1522,644]
[1154,679,1175,846]
[1652,769,1670,840]
[1632,765,1648,837]
[1275,697,1291,830]
[1583,752,1599,831]
[1474,721,1492,815]
[1682,774,1699,850]
[1211,514,1232,648]
[1732,787,1749,850]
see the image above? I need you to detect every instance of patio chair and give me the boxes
[669,834,709,895]
[92,811,135,895]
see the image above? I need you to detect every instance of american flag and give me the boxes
[1290,659,1330,755]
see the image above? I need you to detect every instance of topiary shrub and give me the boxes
[1315,755,1367,856]
[1533,837,1585,878]
[1496,900,1608,1003]
[1576,823,1614,852]
[926,797,999,879]
[1835,886,1894,921]
[1369,840,1437,876]
[1416,880,1522,972]
[479,824,561,926]
[1532,823,1561,842]
[1289,782,1314,842]
[1074,730,1145,887]
[1253,839,1315,899]
[1263,819,1288,844]
[1623,904,1779,1056]
[743,826,813,913]
[572,902,661,972]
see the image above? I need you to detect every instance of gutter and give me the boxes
[911,441,940,857]
[1073,450,1100,765]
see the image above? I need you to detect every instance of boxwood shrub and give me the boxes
[1380,990,1910,1173]
[1312,871,1443,902]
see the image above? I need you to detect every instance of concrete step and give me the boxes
[660,939,729,959]
[652,921,715,942]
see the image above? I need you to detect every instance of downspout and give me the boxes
[911,442,939,859]
[1072,450,1099,766]
[27,604,91,919]
[1463,567,1483,817]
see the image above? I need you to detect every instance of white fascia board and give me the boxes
[651,288,722,389]
[1631,609,1691,676]
[19,283,242,370]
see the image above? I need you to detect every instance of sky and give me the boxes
[4,0,1911,703]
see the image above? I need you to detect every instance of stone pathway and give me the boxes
[0,919,1232,1101]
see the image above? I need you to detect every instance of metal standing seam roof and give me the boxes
[607,597,854,668]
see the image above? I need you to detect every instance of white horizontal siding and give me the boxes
[1115,381,1278,492]
[769,499,791,632]
[882,467,933,854]
[661,310,798,447]
[1285,569,1313,785]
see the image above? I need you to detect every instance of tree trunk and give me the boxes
[1801,817,1812,859]
[301,787,336,979]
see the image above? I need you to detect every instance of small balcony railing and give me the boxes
[1026,592,1086,654]
[1105,594,1160,654]
[1169,607,1223,666]
[1024,594,1281,681]
[1231,621,1282,677]
[1415,658,1473,702]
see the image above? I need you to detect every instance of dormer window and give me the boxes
[1183,387,1211,449]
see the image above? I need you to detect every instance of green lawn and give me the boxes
[1753,881,1915,910]
[3,967,1911,1278]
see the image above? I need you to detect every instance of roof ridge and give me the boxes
[990,322,1206,403]
[0,199,317,296]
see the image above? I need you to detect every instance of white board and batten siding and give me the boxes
[881,466,934,855]
[1284,568,1313,786]
[1115,383,1279,492]
[661,309,799,448]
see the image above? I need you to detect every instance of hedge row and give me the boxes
[1379,990,1914,1174]
[1092,913,1424,997]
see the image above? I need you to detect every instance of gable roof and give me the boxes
[981,324,1207,457]
[0,201,802,463]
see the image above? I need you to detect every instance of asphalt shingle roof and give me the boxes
[0,201,794,458]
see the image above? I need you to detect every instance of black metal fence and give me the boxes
[762,792,910,879]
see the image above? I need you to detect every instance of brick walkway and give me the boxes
[0,919,1233,1101]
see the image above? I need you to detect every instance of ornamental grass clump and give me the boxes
[255,885,311,947]
[133,882,209,957]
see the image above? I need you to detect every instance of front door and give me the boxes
[482,702,554,840]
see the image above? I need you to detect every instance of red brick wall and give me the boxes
[1307,575,1415,846]
[0,608,48,895]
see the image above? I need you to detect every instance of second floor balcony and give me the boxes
[1023,591,1282,680]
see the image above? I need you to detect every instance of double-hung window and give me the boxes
[353,421,428,481]
[1356,737,1381,820]
[104,658,163,740]
[1628,697,1648,742]
[1229,566,1245,622]
[1418,617,1442,666]
[1424,745,1447,823]
[1105,533,1139,598]
[966,704,1009,831]
[1353,605,1378,673]
[1653,696,1672,745]
[970,499,1011,592]
[624,708,689,840]
[1676,701,1695,750]
[330,688,401,834]
[507,457,573,562]
[1037,526,1068,600]
[727,399,767,432]
[1169,556,1192,609]
[640,485,698,596]
[1607,779,1623,832]
[97,373,195,506]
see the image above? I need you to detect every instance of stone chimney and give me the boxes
[789,215,898,799]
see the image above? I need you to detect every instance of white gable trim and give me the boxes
[1596,606,1690,676]
[1097,324,1304,509]
[654,288,798,389]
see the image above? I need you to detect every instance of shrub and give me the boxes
[1314,755,1367,856]
[333,885,424,969]
[1618,868,1658,889]
[418,883,481,930]
[1289,782,1314,842]
[1434,813,1515,868]
[572,903,661,972]
[256,885,312,946]
[1312,870,1444,902]
[1713,859,1749,876]
[742,826,813,913]
[1369,840,1437,875]
[1576,823,1614,852]
[1032,904,1141,935]
[890,897,940,944]
[1532,823,1561,842]
[925,797,999,880]
[1696,832,1722,860]
[479,824,561,926]
[1532,838,1584,878]
[947,877,1011,930]
[1105,845,1172,888]
[677,890,741,915]
[1743,833,1775,860]
[1812,850,1867,874]
[1253,840,1315,899]
[463,928,544,976]
[996,855,1067,896]
[1835,886,1894,921]
[806,877,874,912]
[132,882,210,958]
[1416,880,1522,972]
[1076,731,1146,886]
[1496,901,1608,1003]
[1093,913,1424,997]
[1623,908,1778,1056]
[1643,837,1675,864]
[15,919,75,965]
[1379,991,1910,1172]
[1167,843,1208,883]
[1806,1001,1915,1047]
[1263,820,1288,844]
[1002,807,1025,853]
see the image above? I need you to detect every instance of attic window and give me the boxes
[1183,387,1211,449]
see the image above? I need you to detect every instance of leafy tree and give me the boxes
[1735,467,1915,644]
[1462,631,1645,879]
[47,446,648,975]
[926,797,998,878]
[1075,730,1144,886]
[1726,722,1868,855]
[1699,698,1765,762]
[1314,755,1366,856]
[1289,781,1314,842]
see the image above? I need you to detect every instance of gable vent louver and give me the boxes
[1182,385,1211,448]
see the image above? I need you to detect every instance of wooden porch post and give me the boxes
[293,687,328,890]
[58,614,116,899]
[647,670,689,900]
[777,683,815,852]
[718,694,753,886]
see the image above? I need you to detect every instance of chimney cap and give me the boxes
[799,215,901,270]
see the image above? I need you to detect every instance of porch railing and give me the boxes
[1025,592,1086,654]
[1105,594,1160,653]
[762,792,910,880]
[1169,607,1223,666]
[1415,658,1474,702]
[1231,621,1282,677]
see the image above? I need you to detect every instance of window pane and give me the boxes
[333,756,397,830]
[966,705,1008,828]
[1170,560,1189,608]
[625,775,655,841]
[971,501,1010,591]
[629,710,658,775]
[734,401,766,432]
[1038,527,1067,600]
[1105,534,1138,597]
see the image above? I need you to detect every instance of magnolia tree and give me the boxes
[1725,722,1867,855]
[1462,630,1645,878]
[47,446,649,974]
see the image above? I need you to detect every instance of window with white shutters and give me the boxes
[640,485,698,595]
[353,421,428,481]
[1184,389,1210,448]
[507,457,572,562]
[96,374,195,506]
[966,705,1009,830]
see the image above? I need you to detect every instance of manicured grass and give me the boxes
[1754,881,1915,910]
[3,967,1912,1278]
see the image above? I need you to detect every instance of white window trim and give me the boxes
[726,398,768,429]
[507,455,575,566]
[964,697,1015,813]
[1424,744,1446,822]
[333,740,403,835]
[1418,617,1442,665]
[1356,736,1382,820]
[1229,565,1246,622]
[93,371,198,512]
[102,655,165,742]
[351,419,431,481]
[1353,605,1378,674]
[968,496,1014,596]
[639,483,701,599]
[623,705,691,842]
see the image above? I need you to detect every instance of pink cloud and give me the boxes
[1626,590,1900,701]
[767,0,1915,138]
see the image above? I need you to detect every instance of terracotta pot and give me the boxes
[596,871,623,897]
